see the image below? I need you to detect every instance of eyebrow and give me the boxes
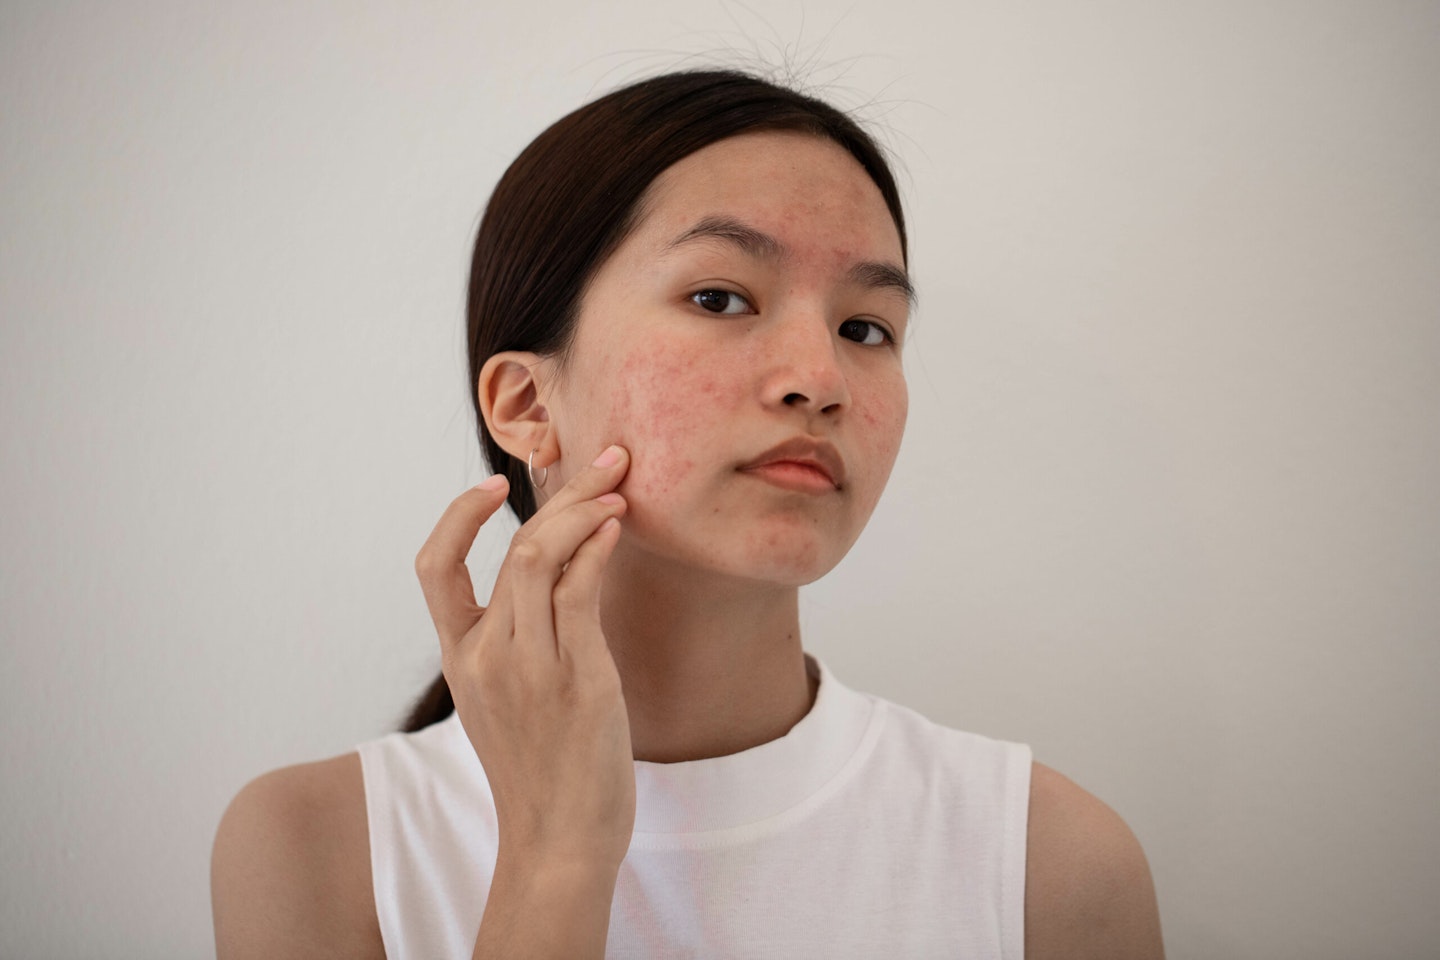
[665,215,916,307]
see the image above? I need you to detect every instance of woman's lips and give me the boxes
[737,438,845,493]
[740,460,840,493]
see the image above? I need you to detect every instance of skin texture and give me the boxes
[211,130,1164,959]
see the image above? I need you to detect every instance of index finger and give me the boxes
[523,443,631,531]
[414,473,511,649]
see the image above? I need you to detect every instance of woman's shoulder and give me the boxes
[1025,761,1165,959]
[211,752,384,959]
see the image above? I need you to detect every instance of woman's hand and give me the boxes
[414,445,636,876]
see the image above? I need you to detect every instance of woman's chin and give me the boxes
[612,517,844,589]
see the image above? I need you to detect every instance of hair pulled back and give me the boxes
[402,69,908,732]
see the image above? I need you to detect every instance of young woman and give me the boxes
[212,70,1164,959]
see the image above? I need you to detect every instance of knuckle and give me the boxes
[443,633,501,686]
[507,538,547,574]
[413,547,440,580]
[470,640,503,681]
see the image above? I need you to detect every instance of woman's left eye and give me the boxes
[838,318,893,346]
[691,289,753,315]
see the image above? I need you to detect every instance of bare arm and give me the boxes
[1025,762,1165,960]
[211,754,383,959]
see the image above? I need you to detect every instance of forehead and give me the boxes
[631,130,903,263]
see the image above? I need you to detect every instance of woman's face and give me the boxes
[541,130,910,586]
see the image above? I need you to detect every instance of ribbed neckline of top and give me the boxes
[626,654,879,840]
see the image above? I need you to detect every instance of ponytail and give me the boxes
[401,672,456,733]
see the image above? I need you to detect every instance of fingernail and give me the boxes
[596,492,624,505]
[592,445,622,468]
[476,474,507,491]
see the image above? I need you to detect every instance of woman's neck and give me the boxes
[599,548,817,764]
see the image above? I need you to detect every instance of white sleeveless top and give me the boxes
[357,657,1031,959]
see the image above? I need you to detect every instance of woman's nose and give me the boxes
[763,314,851,415]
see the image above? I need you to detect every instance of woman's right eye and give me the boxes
[690,289,753,315]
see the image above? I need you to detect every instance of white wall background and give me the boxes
[2,1,1437,957]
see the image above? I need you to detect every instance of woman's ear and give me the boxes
[478,352,560,467]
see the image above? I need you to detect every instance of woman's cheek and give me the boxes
[610,347,732,504]
[863,364,907,431]
[855,376,908,498]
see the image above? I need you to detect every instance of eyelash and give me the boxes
[688,289,897,347]
[690,289,752,315]
[838,318,895,347]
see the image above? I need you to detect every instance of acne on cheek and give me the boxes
[859,385,907,454]
[610,348,730,501]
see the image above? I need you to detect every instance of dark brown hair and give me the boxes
[401,68,908,732]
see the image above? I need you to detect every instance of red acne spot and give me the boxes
[614,347,712,500]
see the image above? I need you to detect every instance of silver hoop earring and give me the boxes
[527,449,548,489]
